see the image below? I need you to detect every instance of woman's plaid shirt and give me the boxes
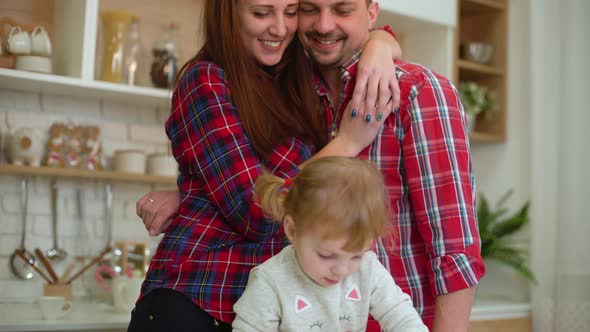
[141,61,313,322]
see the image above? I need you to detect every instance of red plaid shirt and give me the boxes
[314,54,486,328]
[142,61,311,322]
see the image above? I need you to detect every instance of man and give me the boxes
[137,0,484,330]
[296,1,485,331]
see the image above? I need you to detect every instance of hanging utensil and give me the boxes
[104,183,113,250]
[46,179,67,261]
[14,250,53,283]
[34,248,59,283]
[9,177,36,280]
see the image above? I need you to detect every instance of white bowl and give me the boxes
[461,42,494,64]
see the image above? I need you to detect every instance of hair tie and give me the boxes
[283,178,293,187]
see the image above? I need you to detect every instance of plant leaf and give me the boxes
[487,247,536,283]
[491,203,530,238]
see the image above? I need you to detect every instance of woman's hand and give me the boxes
[335,100,394,155]
[350,29,401,125]
[136,191,181,236]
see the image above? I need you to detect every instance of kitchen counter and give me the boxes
[0,302,129,332]
[0,299,531,331]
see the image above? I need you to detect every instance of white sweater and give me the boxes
[232,245,428,332]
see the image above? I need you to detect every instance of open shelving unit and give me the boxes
[0,163,176,185]
[0,0,204,107]
[454,0,509,143]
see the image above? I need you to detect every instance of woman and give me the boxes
[129,1,401,331]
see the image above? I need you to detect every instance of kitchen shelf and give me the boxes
[0,68,171,107]
[0,163,176,185]
[457,60,504,76]
[469,131,505,143]
[454,0,508,143]
[462,0,506,15]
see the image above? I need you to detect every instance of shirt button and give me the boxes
[330,130,337,138]
[149,314,154,320]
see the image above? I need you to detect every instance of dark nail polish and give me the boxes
[351,109,358,118]
[365,114,371,123]
[376,112,383,121]
[394,106,399,113]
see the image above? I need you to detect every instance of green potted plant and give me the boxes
[477,190,536,283]
[459,81,495,132]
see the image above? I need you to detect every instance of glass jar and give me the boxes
[99,10,131,83]
[150,22,180,89]
[123,16,143,86]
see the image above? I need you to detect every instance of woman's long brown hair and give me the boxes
[177,0,327,158]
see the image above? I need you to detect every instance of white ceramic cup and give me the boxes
[112,276,143,313]
[146,153,177,176]
[7,26,31,55]
[113,150,146,174]
[38,296,72,320]
[30,26,52,56]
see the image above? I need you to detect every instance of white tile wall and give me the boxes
[0,88,171,303]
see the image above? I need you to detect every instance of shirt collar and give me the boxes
[313,50,363,97]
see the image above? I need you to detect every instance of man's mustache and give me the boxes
[305,31,345,40]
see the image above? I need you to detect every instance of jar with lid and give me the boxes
[150,22,180,89]
[123,16,144,86]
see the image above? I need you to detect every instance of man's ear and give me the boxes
[284,215,296,243]
[367,1,379,29]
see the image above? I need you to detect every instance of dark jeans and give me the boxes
[127,288,232,332]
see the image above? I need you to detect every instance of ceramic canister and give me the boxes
[146,152,177,176]
[113,150,145,174]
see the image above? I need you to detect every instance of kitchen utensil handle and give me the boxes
[104,183,113,248]
[19,177,29,249]
[50,179,58,248]
[34,248,58,283]
[65,246,112,285]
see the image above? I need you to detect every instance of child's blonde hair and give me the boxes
[255,156,391,252]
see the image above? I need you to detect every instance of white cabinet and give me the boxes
[0,0,203,107]
[379,0,457,27]
[377,0,457,78]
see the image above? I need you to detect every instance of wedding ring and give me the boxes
[148,198,154,203]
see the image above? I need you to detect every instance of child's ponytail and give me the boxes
[254,173,291,222]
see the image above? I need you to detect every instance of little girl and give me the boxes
[232,157,428,332]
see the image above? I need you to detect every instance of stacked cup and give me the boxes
[7,26,53,73]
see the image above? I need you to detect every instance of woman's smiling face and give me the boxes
[238,0,299,66]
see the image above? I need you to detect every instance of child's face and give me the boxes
[285,217,370,287]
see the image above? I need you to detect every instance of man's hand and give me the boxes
[136,191,181,236]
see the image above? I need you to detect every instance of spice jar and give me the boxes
[150,22,180,89]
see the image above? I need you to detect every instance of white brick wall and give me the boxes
[0,88,172,303]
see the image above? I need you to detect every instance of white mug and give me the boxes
[112,276,143,313]
[7,26,31,55]
[31,26,52,56]
[38,296,72,320]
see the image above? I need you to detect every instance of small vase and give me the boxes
[466,113,477,133]
[99,10,131,83]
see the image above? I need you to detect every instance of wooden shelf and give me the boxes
[462,0,506,15]
[0,163,176,185]
[0,68,171,107]
[469,131,504,143]
[457,60,504,76]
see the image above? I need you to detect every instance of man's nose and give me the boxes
[313,11,335,35]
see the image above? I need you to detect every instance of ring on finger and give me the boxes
[148,198,154,203]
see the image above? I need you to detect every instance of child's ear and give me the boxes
[283,215,296,243]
